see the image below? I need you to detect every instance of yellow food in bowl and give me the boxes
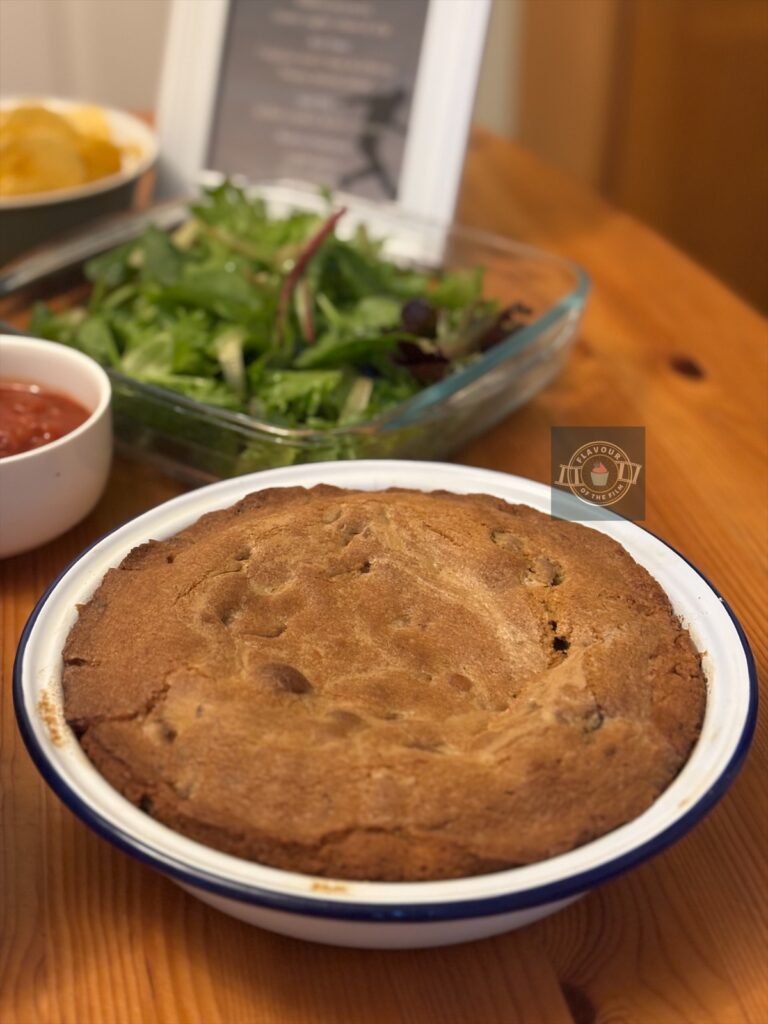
[0,104,125,197]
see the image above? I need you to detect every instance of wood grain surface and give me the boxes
[1,127,766,1024]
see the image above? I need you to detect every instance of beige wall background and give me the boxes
[0,0,171,110]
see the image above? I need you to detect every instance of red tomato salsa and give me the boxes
[0,380,90,458]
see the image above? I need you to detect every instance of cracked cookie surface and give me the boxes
[62,486,706,880]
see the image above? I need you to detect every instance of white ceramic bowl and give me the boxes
[0,335,112,557]
[0,97,157,264]
[13,462,756,948]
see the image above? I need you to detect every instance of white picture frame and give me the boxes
[155,0,491,223]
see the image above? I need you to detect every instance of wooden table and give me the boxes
[2,127,766,1024]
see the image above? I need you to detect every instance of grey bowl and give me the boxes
[0,99,157,267]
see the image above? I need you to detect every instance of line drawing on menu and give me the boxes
[338,86,408,199]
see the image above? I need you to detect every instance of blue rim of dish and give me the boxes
[13,521,758,923]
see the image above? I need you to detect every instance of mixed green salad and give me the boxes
[32,183,528,430]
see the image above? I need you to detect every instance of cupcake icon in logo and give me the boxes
[552,429,645,519]
[591,461,609,488]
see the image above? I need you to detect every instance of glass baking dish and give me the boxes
[0,183,589,485]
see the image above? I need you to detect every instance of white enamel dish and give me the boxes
[13,461,757,948]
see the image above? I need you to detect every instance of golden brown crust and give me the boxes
[62,486,706,880]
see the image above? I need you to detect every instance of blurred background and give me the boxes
[1,0,766,310]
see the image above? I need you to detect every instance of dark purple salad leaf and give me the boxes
[477,302,532,352]
[401,298,438,338]
[394,340,450,383]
